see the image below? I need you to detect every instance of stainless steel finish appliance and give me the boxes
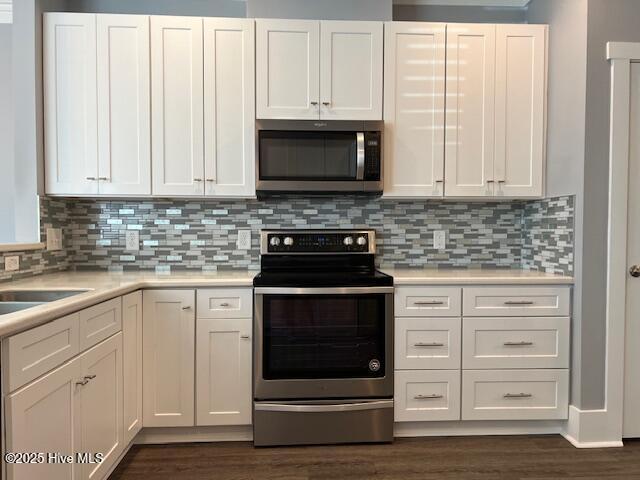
[255,120,383,196]
[253,229,394,446]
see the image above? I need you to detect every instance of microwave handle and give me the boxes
[356,132,365,180]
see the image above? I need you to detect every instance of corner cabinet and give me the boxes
[384,22,547,199]
[256,19,383,120]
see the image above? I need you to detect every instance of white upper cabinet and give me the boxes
[256,19,320,119]
[383,22,446,198]
[320,21,383,120]
[151,16,205,196]
[204,18,256,197]
[44,13,98,195]
[445,23,496,197]
[96,14,151,196]
[494,24,547,198]
[256,19,383,120]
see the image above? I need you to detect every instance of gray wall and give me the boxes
[579,0,640,410]
[0,24,15,243]
[394,5,526,23]
[526,0,589,408]
[247,0,392,20]
[61,0,246,16]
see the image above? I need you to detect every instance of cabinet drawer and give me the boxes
[461,369,569,420]
[394,370,460,422]
[462,286,570,317]
[395,287,461,317]
[395,318,461,370]
[4,313,80,392]
[79,297,122,351]
[197,288,252,319]
[462,317,569,369]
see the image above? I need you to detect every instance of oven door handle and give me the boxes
[254,287,394,295]
[254,400,394,413]
[356,132,365,180]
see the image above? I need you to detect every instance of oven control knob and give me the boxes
[343,236,354,246]
[284,236,294,246]
[357,236,367,246]
[269,236,281,247]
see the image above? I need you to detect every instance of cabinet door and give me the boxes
[320,21,383,120]
[122,291,142,445]
[196,318,252,426]
[43,13,98,195]
[6,359,82,480]
[143,290,195,427]
[151,16,205,196]
[78,333,124,480]
[204,18,256,197]
[494,24,546,198]
[383,22,446,197]
[96,14,151,196]
[445,24,496,197]
[256,19,320,119]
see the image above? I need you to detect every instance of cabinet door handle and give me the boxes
[194,178,203,182]
[503,341,534,347]
[414,342,445,347]
[84,374,97,381]
[322,101,331,106]
[310,101,318,106]
[206,178,215,182]
[240,335,251,339]
[504,393,533,399]
[414,394,444,400]
[182,306,191,310]
[76,379,89,386]
[86,176,96,181]
[98,177,109,181]
[414,300,444,306]
[504,300,534,306]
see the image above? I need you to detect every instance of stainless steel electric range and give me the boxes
[253,229,394,447]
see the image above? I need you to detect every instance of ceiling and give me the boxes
[392,0,531,6]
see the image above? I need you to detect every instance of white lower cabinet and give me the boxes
[395,370,461,422]
[196,318,252,426]
[122,292,143,444]
[461,369,569,421]
[6,333,124,480]
[142,290,195,427]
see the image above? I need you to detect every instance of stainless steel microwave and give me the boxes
[255,120,383,196]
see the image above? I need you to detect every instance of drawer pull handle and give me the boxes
[414,301,445,306]
[240,335,251,339]
[414,394,444,400]
[503,341,534,347]
[76,379,89,386]
[504,393,533,399]
[84,374,97,381]
[220,302,230,307]
[504,300,535,306]
[182,306,191,310]
[414,342,445,347]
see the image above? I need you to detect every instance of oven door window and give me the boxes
[262,294,386,379]
[259,131,357,181]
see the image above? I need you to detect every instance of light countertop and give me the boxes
[0,268,572,339]
[381,268,574,286]
[0,270,256,338]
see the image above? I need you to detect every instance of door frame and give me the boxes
[596,42,640,447]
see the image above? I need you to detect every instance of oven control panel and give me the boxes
[262,231,374,254]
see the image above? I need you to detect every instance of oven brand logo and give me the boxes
[369,359,381,372]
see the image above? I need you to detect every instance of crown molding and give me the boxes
[393,0,530,7]
[0,0,11,24]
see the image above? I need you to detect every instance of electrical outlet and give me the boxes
[433,230,447,250]
[125,231,140,251]
[237,230,251,250]
[46,228,63,251]
[5,255,19,272]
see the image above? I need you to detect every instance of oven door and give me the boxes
[254,287,394,400]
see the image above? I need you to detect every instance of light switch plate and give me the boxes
[46,228,63,251]
[125,231,140,251]
[433,230,446,250]
[237,230,251,250]
[5,256,19,272]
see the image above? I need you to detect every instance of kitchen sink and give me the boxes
[0,290,88,303]
[0,302,47,315]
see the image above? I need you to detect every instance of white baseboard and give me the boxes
[135,425,253,444]
[561,405,623,448]
[395,420,564,438]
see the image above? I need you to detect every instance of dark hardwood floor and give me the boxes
[109,436,640,480]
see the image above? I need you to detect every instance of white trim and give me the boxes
[0,0,11,24]
[607,42,640,61]
[135,425,253,444]
[563,406,624,448]
[392,0,530,7]
[395,420,564,438]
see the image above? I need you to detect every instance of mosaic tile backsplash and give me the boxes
[1,195,574,282]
